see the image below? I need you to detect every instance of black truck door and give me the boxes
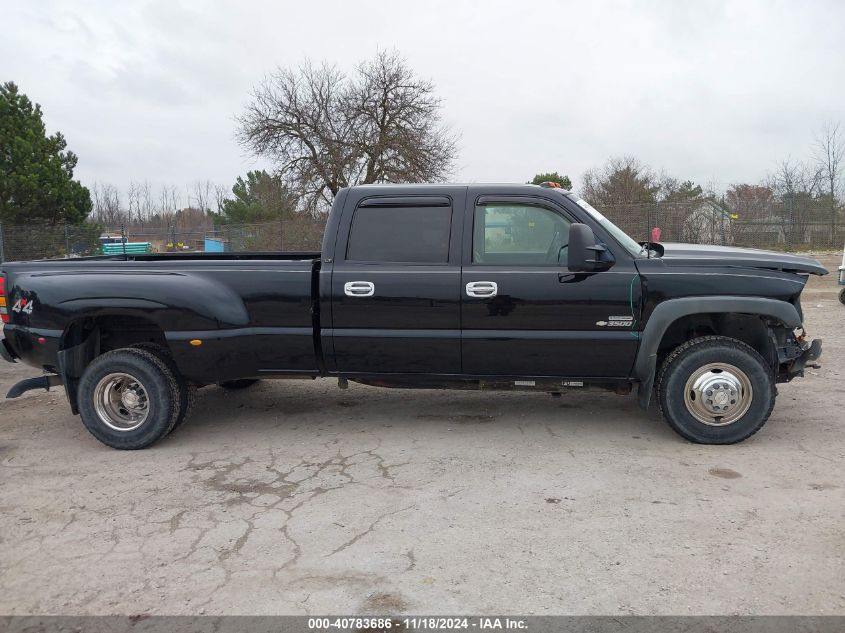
[460,192,640,377]
[328,190,464,374]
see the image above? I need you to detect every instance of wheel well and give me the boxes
[60,314,169,382]
[58,315,170,415]
[62,315,168,354]
[657,313,775,369]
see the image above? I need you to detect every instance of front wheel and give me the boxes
[656,336,775,444]
[839,287,845,305]
[77,348,181,449]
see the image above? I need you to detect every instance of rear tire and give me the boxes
[839,287,845,305]
[657,335,775,444]
[78,348,180,449]
[218,378,259,390]
[130,343,196,431]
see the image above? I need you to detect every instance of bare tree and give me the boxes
[214,184,230,216]
[767,159,823,246]
[156,184,181,241]
[190,180,214,213]
[581,156,660,206]
[157,184,181,217]
[349,52,457,185]
[725,184,774,221]
[681,208,712,244]
[814,120,844,235]
[140,181,155,222]
[91,182,125,227]
[127,181,142,225]
[237,51,458,211]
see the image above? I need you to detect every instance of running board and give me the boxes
[6,375,63,399]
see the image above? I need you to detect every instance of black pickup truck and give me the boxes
[0,183,826,449]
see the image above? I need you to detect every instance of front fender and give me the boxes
[634,296,801,408]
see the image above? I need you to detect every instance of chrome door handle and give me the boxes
[344,281,375,297]
[466,281,498,298]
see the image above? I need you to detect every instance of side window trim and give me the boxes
[358,195,450,208]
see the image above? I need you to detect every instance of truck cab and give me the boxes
[321,185,641,379]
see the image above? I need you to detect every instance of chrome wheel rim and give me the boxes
[93,372,150,431]
[683,362,753,426]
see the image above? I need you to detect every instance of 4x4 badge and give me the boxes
[11,298,34,315]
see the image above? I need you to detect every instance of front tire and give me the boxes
[839,287,845,305]
[78,348,181,449]
[656,336,775,444]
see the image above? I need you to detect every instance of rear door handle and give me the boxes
[466,281,498,298]
[344,281,375,297]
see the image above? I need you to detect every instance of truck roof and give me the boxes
[343,183,574,201]
[345,183,568,191]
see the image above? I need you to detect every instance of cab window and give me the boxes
[347,206,452,263]
[473,203,571,265]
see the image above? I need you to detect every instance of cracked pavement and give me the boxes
[0,253,843,615]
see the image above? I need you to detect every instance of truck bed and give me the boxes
[1,254,322,384]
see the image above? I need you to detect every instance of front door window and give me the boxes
[473,203,571,267]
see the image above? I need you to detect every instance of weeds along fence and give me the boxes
[0,201,843,263]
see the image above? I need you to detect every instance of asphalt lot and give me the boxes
[0,252,843,616]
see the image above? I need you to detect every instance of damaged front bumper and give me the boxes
[791,337,823,375]
[774,326,822,382]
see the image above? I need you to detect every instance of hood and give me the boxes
[657,243,828,276]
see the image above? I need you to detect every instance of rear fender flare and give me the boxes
[32,271,250,330]
[635,296,801,408]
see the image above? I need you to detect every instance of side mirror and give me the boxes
[567,223,610,272]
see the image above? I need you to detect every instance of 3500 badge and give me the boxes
[11,298,34,314]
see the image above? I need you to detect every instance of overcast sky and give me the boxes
[3,0,844,199]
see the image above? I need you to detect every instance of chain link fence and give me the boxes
[595,200,843,251]
[0,217,326,263]
[1,201,842,263]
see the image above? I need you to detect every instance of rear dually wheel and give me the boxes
[78,348,180,449]
[130,342,196,432]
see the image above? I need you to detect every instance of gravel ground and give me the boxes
[0,252,843,616]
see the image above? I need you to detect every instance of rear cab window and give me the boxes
[346,202,453,264]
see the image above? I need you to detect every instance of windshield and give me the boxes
[566,194,646,257]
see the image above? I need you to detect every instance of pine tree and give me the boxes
[0,82,92,224]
